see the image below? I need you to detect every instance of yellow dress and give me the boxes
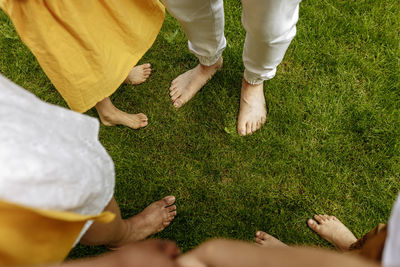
[0,0,165,113]
[0,200,115,266]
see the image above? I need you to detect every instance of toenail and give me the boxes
[256,231,261,236]
[166,196,175,203]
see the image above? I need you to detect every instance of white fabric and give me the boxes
[164,0,301,84]
[0,75,115,241]
[383,193,400,267]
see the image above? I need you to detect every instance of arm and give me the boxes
[50,240,180,267]
[176,239,380,267]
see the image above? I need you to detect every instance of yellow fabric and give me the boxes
[0,200,115,266]
[0,0,165,112]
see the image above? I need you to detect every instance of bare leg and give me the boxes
[307,214,357,251]
[125,63,152,85]
[169,57,223,108]
[80,196,177,247]
[254,231,288,248]
[176,239,379,267]
[237,79,267,136]
[95,97,148,129]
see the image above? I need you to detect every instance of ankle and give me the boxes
[242,78,263,89]
[109,219,131,247]
[200,57,223,71]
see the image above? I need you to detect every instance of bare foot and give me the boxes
[254,231,288,248]
[237,79,267,136]
[169,57,223,108]
[125,63,152,85]
[307,215,357,251]
[112,196,177,247]
[95,97,148,129]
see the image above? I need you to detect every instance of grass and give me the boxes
[1,0,399,259]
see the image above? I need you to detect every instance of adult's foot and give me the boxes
[169,57,223,108]
[254,231,288,248]
[237,79,267,136]
[95,97,148,129]
[125,63,152,85]
[112,196,177,247]
[307,215,357,251]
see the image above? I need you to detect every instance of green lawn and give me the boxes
[1,0,399,259]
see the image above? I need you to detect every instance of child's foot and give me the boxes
[254,231,288,248]
[96,97,148,129]
[307,215,357,251]
[237,79,267,136]
[169,57,223,108]
[125,63,152,85]
[111,196,177,247]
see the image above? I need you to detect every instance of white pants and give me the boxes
[164,0,301,84]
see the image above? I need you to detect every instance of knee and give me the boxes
[246,20,297,45]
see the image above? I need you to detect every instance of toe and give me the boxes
[167,205,177,212]
[246,122,252,135]
[163,221,171,227]
[169,211,177,217]
[163,196,176,206]
[254,237,263,245]
[258,231,270,241]
[261,116,267,124]
[138,113,148,121]
[169,84,178,91]
[169,87,179,95]
[173,100,182,108]
[237,122,246,136]
[171,93,181,102]
[307,219,320,232]
[314,215,324,224]
[169,88,179,97]
[251,122,257,134]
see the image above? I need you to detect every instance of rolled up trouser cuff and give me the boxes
[243,68,277,85]
[192,48,224,66]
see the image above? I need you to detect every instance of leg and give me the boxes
[238,0,301,135]
[163,0,225,108]
[98,63,151,128]
[176,239,379,267]
[95,97,148,129]
[254,231,288,248]
[80,196,177,247]
[307,214,357,251]
[349,223,387,262]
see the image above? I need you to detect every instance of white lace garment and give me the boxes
[0,74,115,242]
[383,192,400,267]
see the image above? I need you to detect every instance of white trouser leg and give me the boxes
[242,0,301,84]
[163,0,226,66]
